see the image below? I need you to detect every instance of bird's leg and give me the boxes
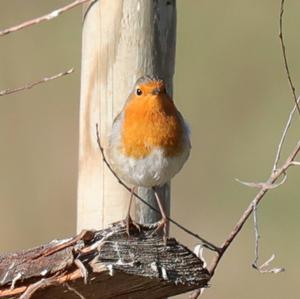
[124,187,140,235]
[152,187,168,242]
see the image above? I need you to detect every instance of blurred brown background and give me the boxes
[0,1,299,298]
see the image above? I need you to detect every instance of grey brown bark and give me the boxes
[0,222,210,299]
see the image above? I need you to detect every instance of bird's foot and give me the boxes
[151,217,168,244]
[123,215,141,236]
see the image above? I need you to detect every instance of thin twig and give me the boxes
[253,254,285,274]
[208,140,300,276]
[273,96,300,172]
[206,0,300,281]
[0,68,74,97]
[252,202,260,268]
[95,124,220,253]
[279,0,300,116]
[189,3,299,298]
[229,174,286,274]
[236,184,285,273]
[0,0,90,37]
[235,174,287,190]
[245,1,300,274]
[252,199,284,274]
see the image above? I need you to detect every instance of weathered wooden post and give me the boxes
[77,0,176,232]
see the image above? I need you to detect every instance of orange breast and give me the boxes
[121,95,183,158]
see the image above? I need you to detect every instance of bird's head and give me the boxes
[130,76,171,103]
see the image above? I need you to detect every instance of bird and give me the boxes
[108,75,191,238]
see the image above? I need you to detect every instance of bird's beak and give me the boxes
[152,88,161,95]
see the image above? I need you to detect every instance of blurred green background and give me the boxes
[0,1,299,298]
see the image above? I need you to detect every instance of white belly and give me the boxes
[110,146,190,187]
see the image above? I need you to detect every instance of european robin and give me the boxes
[108,76,191,238]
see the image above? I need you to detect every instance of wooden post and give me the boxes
[77,0,176,232]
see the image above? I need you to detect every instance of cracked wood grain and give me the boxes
[0,222,209,299]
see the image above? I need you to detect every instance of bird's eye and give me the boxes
[136,88,143,96]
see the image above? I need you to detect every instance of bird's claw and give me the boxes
[151,217,168,244]
[124,215,141,236]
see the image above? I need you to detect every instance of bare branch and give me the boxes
[252,202,260,268]
[279,0,300,116]
[208,140,300,276]
[197,1,300,286]
[0,0,90,37]
[251,204,284,274]
[0,68,74,97]
[273,96,300,172]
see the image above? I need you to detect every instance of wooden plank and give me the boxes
[0,222,210,299]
